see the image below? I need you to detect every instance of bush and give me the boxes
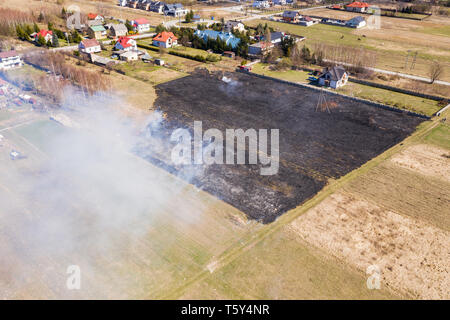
[206,53,220,62]
[169,50,206,62]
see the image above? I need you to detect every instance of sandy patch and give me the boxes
[289,192,450,299]
[389,144,450,182]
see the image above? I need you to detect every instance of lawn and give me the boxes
[337,82,440,116]
[423,123,450,149]
[251,63,311,83]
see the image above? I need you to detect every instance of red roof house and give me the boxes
[132,18,150,33]
[33,30,53,42]
[345,2,370,12]
[152,32,178,48]
[114,36,137,51]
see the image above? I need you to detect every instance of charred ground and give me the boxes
[144,70,424,223]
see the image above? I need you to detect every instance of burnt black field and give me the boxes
[143,70,424,223]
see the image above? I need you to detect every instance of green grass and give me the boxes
[421,25,450,37]
[252,63,311,82]
[423,123,450,149]
[337,82,440,116]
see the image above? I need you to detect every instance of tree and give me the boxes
[429,61,444,84]
[52,33,59,47]
[155,24,166,33]
[125,20,134,32]
[264,27,271,44]
[61,7,67,18]
[48,21,53,31]
[33,23,40,33]
[38,11,45,22]
[37,35,46,46]
[185,10,194,23]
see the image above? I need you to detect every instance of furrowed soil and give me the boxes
[146,70,424,223]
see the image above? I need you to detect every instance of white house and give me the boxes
[120,51,138,62]
[114,36,137,51]
[118,0,128,6]
[252,0,270,9]
[0,50,22,70]
[164,3,188,17]
[345,16,366,28]
[318,66,348,89]
[87,13,104,22]
[132,18,151,33]
[225,21,246,33]
[345,2,369,13]
[78,39,102,54]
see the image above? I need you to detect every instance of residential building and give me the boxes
[299,16,315,26]
[109,23,128,37]
[87,20,104,27]
[345,1,369,13]
[78,39,102,54]
[252,0,270,9]
[87,13,104,22]
[225,21,246,33]
[114,36,137,51]
[138,0,151,10]
[0,51,22,70]
[32,30,53,42]
[318,66,348,88]
[88,25,107,39]
[193,14,202,22]
[150,1,165,13]
[132,18,151,33]
[128,0,139,8]
[345,16,366,28]
[118,0,128,6]
[248,41,274,57]
[223,51,235,58]
[273,0,286,5]
[164,3,188,17]
[262,31,285,44]
[152,31,178,48]
[282,11,300,23]
[194,30,241,49]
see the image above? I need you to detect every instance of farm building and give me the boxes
[345,1,369,13]
[132,18,151,33]
[88,25,107,39]
[0,50,22,70]
[114,36,137,51]
[120,51,139,62]
[318,66,348,88]
[78,39,102,54]
[152,32,178,48]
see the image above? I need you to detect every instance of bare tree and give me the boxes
[429,61,444,84]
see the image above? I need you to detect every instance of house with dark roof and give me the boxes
[248,41,274,57]
[150,1,165,13]
[164,3,187,17]
[282,10,300,23]
[318,66,348,88]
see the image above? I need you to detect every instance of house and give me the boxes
[155,58,164,66]
[282,11,300,23]
[87,19,104,27]
[88,25,107,39]
[109,23,128,37]
[0,50,22,70]
[263,31,285,44]
[114,36,137,51]
[128,0,139,8]
[318,66,348,88]
[138,0,151,10]
[78,39,101,54]
[132,18,151,33]
[87,13,104,22]
[346,16,366,28]
[164,3,187,17]
[225,20,246,33]
[118,0,128,6]
[252,0,270,9]
[152,31,178,48]
[331,4,342,10]
[273,0,286,5]
[32,30,53,42]
[150,1,165,13]
[299,16,315,27]
[248,41,274,57]
[120,51,138,61]
[345,2,369,13]
[193,14,202,22]
[194,30,241,49]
